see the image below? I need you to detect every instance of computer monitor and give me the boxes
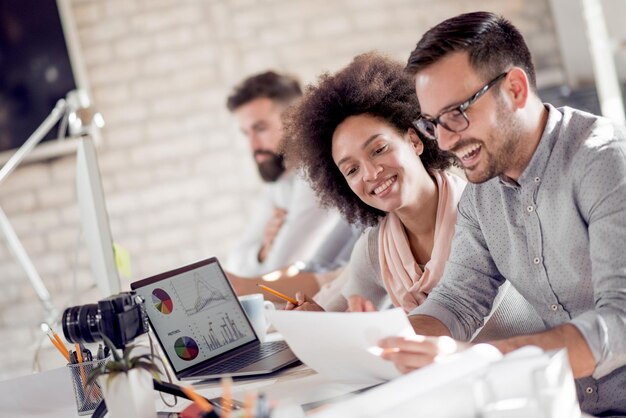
[76,137,121,297]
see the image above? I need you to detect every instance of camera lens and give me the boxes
[62,304,102,344]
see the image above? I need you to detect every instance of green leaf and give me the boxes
[129,353,153,366]
[106,362,128,373]
[102,335,122,362]
[86,364,106,387]
[85,339,162,387]
[122,344,138,365]
[134,361,160,373]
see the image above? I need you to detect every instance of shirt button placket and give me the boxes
[579,378,598,408]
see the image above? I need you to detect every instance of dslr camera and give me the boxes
[62,292,149,349]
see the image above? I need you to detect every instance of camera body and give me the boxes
[63,292,149,349]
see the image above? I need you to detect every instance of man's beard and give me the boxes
[455,103,523,184]
[255,150,285,182]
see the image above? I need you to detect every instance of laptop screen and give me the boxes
[132,258,257,373]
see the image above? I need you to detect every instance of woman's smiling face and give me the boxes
[331,114,431,214]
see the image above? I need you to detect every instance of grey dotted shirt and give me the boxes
[409,104,626,416]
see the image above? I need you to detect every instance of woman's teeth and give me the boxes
[373,176,396,195]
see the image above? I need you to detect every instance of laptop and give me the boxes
[131,257,300,381]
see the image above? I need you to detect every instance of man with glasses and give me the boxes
[379,11,626,416]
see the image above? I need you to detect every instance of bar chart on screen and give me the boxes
[204,313,246,351]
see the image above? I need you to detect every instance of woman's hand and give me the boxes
[378,335,470,374]
[285,292,325,311]
[347,295,377,312]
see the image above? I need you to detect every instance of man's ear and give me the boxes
[407,128,424,155]
[504,67,530,109]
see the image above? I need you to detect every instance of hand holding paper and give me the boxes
[266,308,414,382]
[378,334,471,374]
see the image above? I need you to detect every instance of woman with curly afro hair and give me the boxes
[282,52,465,313]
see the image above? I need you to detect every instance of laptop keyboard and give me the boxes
[198,341,290,375]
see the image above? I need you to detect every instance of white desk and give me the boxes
[0,363,372,418]
[0,346,596,418]
[0,366,77,418]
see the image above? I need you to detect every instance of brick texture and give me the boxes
[0,0,563,380]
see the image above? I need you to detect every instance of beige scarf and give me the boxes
[378,170,466,312]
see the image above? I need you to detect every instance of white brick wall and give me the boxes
[0,0,564,380]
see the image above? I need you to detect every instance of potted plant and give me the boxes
[87,336,161,418]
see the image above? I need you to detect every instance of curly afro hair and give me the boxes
[284,52,454,227]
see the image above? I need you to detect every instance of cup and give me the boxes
[66,357,108,416]
[238,293,276,342]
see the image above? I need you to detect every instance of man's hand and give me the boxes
[378,335,470,374]
[259,207,287,262]
[285,292,325,311]
[347,295,377,312]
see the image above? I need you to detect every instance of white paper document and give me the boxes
[308,344,503,418]
[266,308,414,382]
[309,346,582,418]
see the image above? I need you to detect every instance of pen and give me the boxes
[256,284,298,305]
[256,393,270,418]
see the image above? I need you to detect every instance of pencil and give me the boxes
[75,343,83,363]
[243,391,256,418]
[51,328,71,360]
[181,386,213,413]
[47,334,71,362]
[41,323,71,362]
[256,284,298,305]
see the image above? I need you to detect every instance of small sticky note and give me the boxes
[113,242,132,280]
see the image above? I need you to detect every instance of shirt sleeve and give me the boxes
[259,176,344,274]
[569,138,626,379]
[409,188,506,341]
[314,265,350,311]
[302,221,361,273]
[224,187,274,276]
[340,227,390,311]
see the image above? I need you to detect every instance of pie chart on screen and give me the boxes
[152,288,174,314]
[174,337,200,361]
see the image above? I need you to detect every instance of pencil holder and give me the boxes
[66,357,108,416]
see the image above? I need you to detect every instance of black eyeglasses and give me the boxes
[413,72,508,140]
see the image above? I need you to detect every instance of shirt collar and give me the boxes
[498,103,563,188]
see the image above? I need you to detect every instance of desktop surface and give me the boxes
[0,341,595,418]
